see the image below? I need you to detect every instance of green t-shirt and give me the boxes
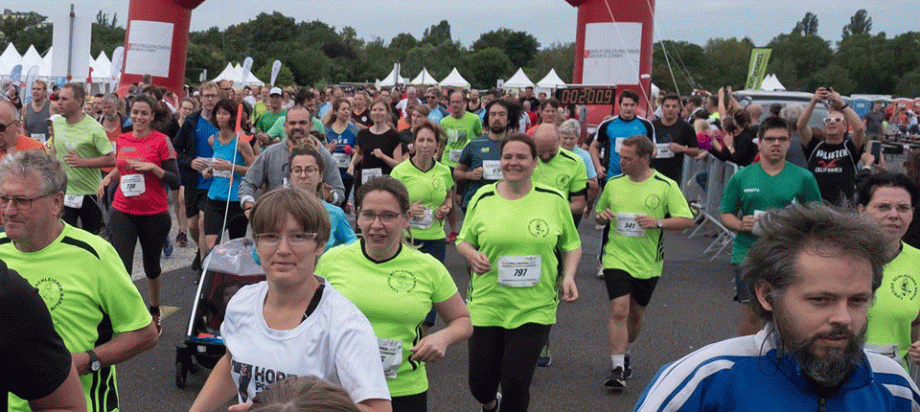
[52,115,112,196]
[533,148,588,198]
[315,241,458,397]
[253,100,267,125]
[3,223,152,412]
[458,182,581,329]
[595,171,693,279]
[255,109,287,133]
[866,243,920,370]
[720,162,821,263]
[390,158,455,241]
[266,114,325,140]
[440,112,482,167]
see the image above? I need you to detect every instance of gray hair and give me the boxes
[779,104,804,130]
[0,150,67,197]
[743,203,887,321]
[559,119,580,137]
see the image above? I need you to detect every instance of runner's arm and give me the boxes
[188,352,238,412]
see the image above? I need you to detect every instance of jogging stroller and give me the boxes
[175,238,265,388]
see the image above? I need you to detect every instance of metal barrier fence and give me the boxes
[681,156,739,261]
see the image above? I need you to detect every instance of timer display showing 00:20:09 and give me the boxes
[556,87,616,105]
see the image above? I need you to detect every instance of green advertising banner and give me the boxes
[744,48,772,90]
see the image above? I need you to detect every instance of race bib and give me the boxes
[448,149,462,163]
[482,160,502,180]
[655,143,674,158]
[615,212,646,237]
[751,210,766,236]
[410,208,433,229]
[447,129,460,144]
[332,152,351,169]
[497,255,542,287]
[614,137,625,154]
[110,141,117,153]
[31,133,46,143]
[64,194,84,208]
[864,343,898,360]
[120,174,146,197]
[377,338,403,379]
[213,168,232,179]
[362,168,382,184]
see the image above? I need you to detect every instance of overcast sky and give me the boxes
[9,0,918,48]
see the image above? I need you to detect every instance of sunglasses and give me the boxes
[824,117,844,124]
[0,119,17,133]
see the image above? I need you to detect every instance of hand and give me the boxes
[561,277,578,302]
[255,132,271,145]
[908,340,920,365]
[211,158,232,171]
[718,87,725,99]
[97,177,111,198]
[725,85,733,94]
[371,148,384,158]
[320,183,333,203]
[410,333,450,363]
[127,159,156,172]
[597,165,606,176]
[64,152,83,167]
[635,214,659,229]
[435,204,450,220]
[325,142,337,152]
[595,208,614,225]
[409,201,426,217]
[740,215,757,232]
[667,142,684,153]
[73,351,90,375]
[812,87,829,103]
[695,151,709,160]
[228,401,253,412]
[860,152,875,166]
[470,167,483,180]
[243,202,254,219]
[191,158,209,171]
[466,251,491,275]
[346,165,355,177]
[202,168,213,180]
[827,88,844,110]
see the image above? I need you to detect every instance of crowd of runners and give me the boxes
[2,77,920,411]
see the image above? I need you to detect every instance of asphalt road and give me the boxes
[116,218,737,412]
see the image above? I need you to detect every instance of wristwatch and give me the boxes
[657,219,664,228]
[86,350,102,372]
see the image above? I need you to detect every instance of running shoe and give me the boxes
[191,250,201,271]
[605,367,626,390]
[152,312,162,336]
[176,231,188,247]
[446,231,458,243]
[537,345,552,367]
[624,354,633,379]
[478,392,501,412]
[163,238,174,257]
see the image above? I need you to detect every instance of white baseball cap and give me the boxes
[270,87,282,96]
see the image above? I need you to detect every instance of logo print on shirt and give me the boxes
[528,219,550,238]
[555,174,570,188]
[891,274,918,300]
[388,270,417,293]
[35,277,64,310]
[645,194,662,210]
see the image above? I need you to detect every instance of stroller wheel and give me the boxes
[175,361,188,389]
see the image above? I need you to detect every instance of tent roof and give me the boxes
[504,68,534,89]
[379,63,407,86]
[410,67,438,85]
[211,62,265,86]
[439,67,470,88]
[20,45,43,72]
[760,74,785,91]
[535,68,567,89]
[0,43,21,75]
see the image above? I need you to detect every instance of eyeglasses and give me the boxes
[0,193,51,210]
[870,203,913,213]
[761,137,790,143]
[426,95,437,99]
[291,166,320,175]
[254,232,318,246]
[358,210,401,223]
[201,93,219,100]
[824,117,844,124]
[0,118,18,133]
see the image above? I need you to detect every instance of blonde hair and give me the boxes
[250,377,360,412]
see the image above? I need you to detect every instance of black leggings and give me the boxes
[468,323,551,412]
[391,391,427,412]
[109,210,171,279]
[62,194,103,234]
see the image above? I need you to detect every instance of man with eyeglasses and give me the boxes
[174,81,221,271]
[0,150,157,412]
[797,86,866,205]
[721,117,821,336]
[0,101,46,158]
[424,87,448,123]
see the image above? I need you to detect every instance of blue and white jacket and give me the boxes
[633,324,920,411]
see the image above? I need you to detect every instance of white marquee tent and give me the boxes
[439,67,470,89]
[503,68,535,90]
[379,63,408,87]
[536,69,567,90]
[410,67,438,85]
[210,62,265,87]
[759,74,786,91]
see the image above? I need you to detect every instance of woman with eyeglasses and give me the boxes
[287,146,356,250]
[189,187,392,412]
[315,176,471,412]
[457,133,581,412]
[97,95,180,334]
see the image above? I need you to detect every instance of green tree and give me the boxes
[836,32,895,93]
[652,40,706,94]
[895,69,920,97]
[91,12,126,58]
[254,62,296,88]
[701,37,753,90]
[527,42,575,85]
[421,20,451,46]
[464,47,513,89]
[808,64,856,94]
[842,9,872,37]
[286,48,331,86]
[793,12,819,36]
[472,28,540,68]
[184,42,224,85]
[389,33,417,51]
[0,11,51,53]
[766,33,832,91]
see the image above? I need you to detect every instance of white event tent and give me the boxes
[536,69,567,90]
[410,67,438,86]
[503,68,535,90]
[759,74,786,91]
[211,62,265,87]
[439,67,470,89]
[379,63,408,87]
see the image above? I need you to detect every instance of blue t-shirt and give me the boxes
[208,135,245,202]
[596,115,655,180]
[457,136,501,208]
[325,124,360,174]
[428,107,444,123]
[195,116,218,189]
[572,146,597,180]
[324,201,358,251]
[317,102,332,118]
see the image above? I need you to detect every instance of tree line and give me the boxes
[2,9,918,96]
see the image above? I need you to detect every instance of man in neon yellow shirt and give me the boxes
[594,135,693,390]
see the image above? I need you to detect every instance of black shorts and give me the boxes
[185,187,209,218]
[603,269,659,307]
